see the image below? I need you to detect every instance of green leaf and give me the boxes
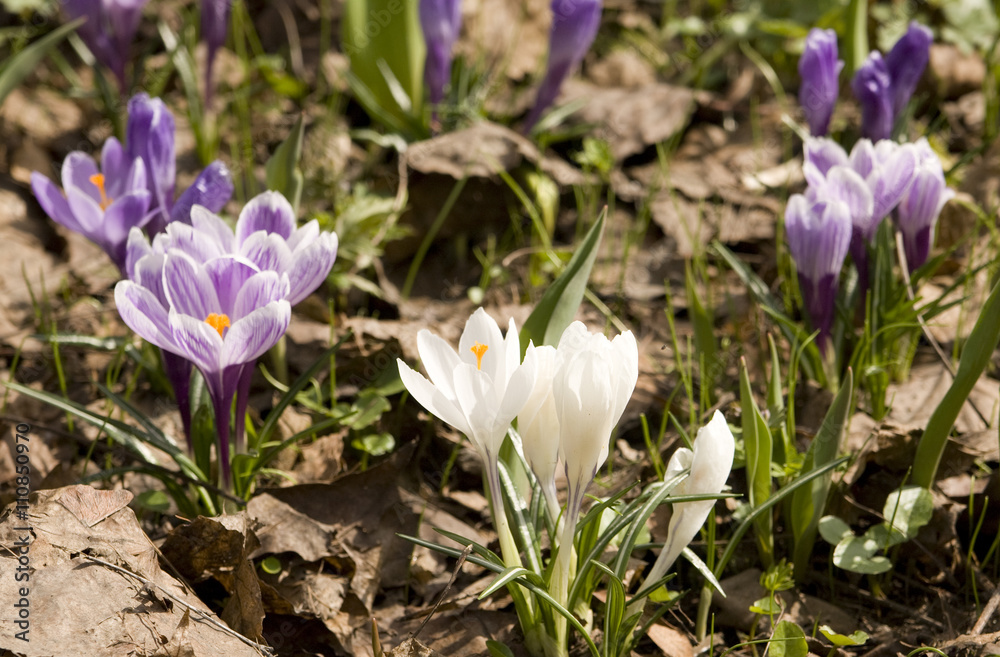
[520,208,606,353]
[133,490,171,513]
[913,276,1000,488]
[0,18,83,107]
[832,536,892,574]
[740,357,774,568]
[351,432,395,457]
[791,368,853,580]
[264,114,306,214]
[686,261,717,397]
[260,556,282,575]
[749,596,782,615]
[882,485,933,540]
[819,624,869,646]
[486,640,516,657]
[593,561,627,655]
[478,566,532,599]
[770,620,808,657]
[818,515,853,546]
[342,0,425,134]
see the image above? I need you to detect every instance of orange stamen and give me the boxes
[470,343,488,370]
[88,173,112,210]
[205,313,230,338]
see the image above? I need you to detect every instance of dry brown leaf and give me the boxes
[56,485,133,528]
[560,80,696,161]
[646,623,694,657]
[0,488,261,657]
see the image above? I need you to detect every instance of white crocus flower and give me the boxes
[643,410,735,589]
[553,322,639,499]
[547,321,638,652]
[517,345,561,523]
[397,307,537,568]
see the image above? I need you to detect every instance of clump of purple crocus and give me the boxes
[201,0,232,105]
[116,248,291,488]
[31,94,234,274]
[31,139,152,274]
[785,194,852,354]
[898,138,954,271]
[126,94,234,234]
[798,28,843,136]
[804,137,918,288]
[62,0,149,89]
[523,0,602,132]
[118,191,338,486]
[419,0,462,111]
[852,22,933,140]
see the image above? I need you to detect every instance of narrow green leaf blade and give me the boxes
[520,208,606,353]
[0,18,84,106]
[264,114,306,214]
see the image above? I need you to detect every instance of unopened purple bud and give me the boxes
[885,22,933,120]
[785,194,852,353]
[419,0,462,106]
[798,28,843,136]
[201,0,232,104]
[523,0,602,132]
[126,93,176,233]
[62,0,149,88]
[851,52,893,141]
[170,161,235,225]
[897,139,953,271]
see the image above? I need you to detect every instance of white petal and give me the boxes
[397,359,472,437]
[459,307,504,377]
[416,329,461,397]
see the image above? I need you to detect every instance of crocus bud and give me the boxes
[885,22,933,120]
[798,28,843,136]
[201,0,232,104]
[785,193,852,352]
[553,322,637,495]
[523,0,602,132]
[63,0,149,89]
[126,94,176,233]
[517,345,561,522]
[897,139,953,271]
[851,52,893,141]
[648,411,735,577]
[419,0,462,107]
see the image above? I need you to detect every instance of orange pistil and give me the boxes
[205,313,231,338]
[88,173,112,210]
[470,343,488,370]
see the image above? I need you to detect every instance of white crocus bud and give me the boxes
[553,322,639,497]
[518,345,562,523]
[645,410,736,585]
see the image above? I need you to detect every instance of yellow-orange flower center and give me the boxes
[88,173,112,210]
[205,313,230,338]
[470,343,488,370]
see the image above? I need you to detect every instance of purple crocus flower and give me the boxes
[419,0,462,108]
[851,52,893,141]
[885,22,933,121]
[124,191,337,458]
[116,249,291,487]
[523,0,602,132]
[201,0,232,105]
[125,94,235,234]
[805,137,917,287]
[798,28,843,136]
[31,140,151,274]
[62,0,148,89]
[785,194,852,353]
[897,139,954,271]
